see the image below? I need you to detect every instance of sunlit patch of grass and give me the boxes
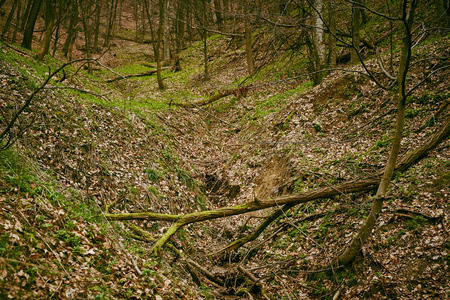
[0,42,65,88]
[113,63,153,76]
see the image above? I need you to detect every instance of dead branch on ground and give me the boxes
[105,118,450,255]
[106,67,169,83]
[237,265,270,300]
[173,90,234,108]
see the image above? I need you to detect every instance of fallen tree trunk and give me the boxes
[173,90,234,108]
[106,67,169,83]
[105,118,450,254]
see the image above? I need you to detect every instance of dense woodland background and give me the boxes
[0,0,449,299]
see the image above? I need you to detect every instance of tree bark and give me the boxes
[20,0,33,33]
[103,0,118,47]
[338,0,418,266]
[37,0,56,60]
[201,0,209,79]
[79,0,93,73]
[174,0,185,71]
[328,0,337,67]
[12,0,22,43]
[311,0,327,84]
[21,0,43,49]
[51,0,63,57]
[93,0,102,53]
[213,0,223,30]
[62,1,79,57]
[156,0,165,89]
[351,2,361,64]
[163,0,170,61]
[1,0,18,40]
[245,27,255,74]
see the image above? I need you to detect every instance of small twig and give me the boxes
[388,208,442,221]
[116,239,142,275]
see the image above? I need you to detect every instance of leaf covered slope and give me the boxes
[0,31,449,299]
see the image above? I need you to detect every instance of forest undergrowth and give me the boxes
[0,29,449,299]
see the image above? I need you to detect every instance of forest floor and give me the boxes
[0,31,449,299]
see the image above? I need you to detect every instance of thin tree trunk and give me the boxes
[338,0,417,266]
[245,27,255,74]
[141,3,146,39]
[213,0,223,30]
[351,2,361,64]
[93,0,102,53]
[104,0,118,47]
[163,0,170,61]
[62,0,79,57]
[37,0,56,60]
[20,0,33,32]
[244,1,255,74]
[156,0,165,89]
[118,0,122,27]
[311,0,326,84]
[51,1,62,57]
[79,0,93,73]
[21,0,42,49]
[68,27,78,60]
[201,0,209,79]
[203,28,208,79]
[134,1,139,40]
[1,0,18,39]
[174,0,185,71]
[186,7,193,42]
[328,0,337,67]
[12,0,22,43]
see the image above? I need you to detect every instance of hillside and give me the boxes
[1,2,450,299]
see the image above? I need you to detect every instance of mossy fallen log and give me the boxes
[105,118,450,254]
